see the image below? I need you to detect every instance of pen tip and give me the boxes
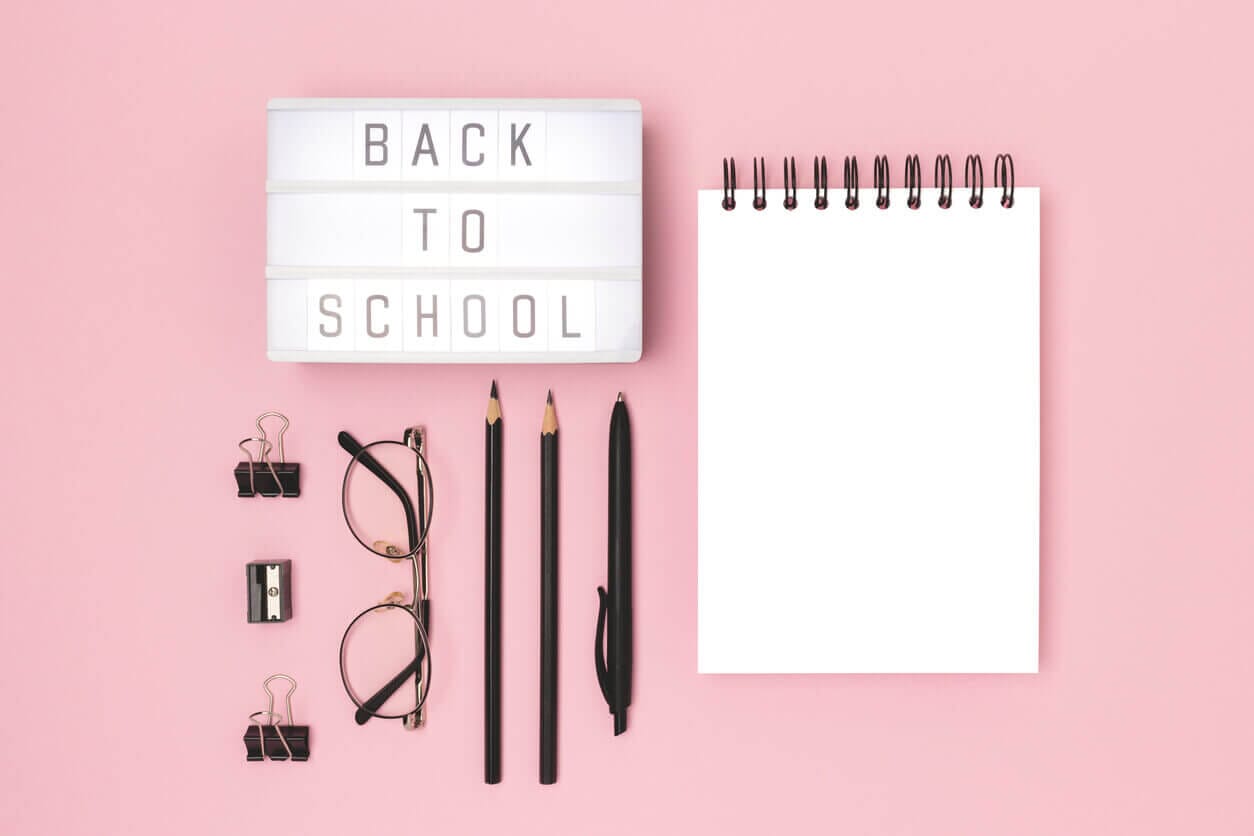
[546,389,553,405]
[490,380,498,399]
[616,392,624,403]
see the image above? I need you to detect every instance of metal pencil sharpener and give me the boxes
[247,560,292,623]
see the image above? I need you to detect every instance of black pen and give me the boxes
[595,392,632,735]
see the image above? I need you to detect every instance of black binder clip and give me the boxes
[244,674,310,761]
[235,412,300,497]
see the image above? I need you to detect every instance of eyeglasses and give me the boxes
[336,427,433,729]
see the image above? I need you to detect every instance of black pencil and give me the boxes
[539,390,559,784]
[484,381,503,784]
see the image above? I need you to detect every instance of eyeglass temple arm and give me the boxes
[354,648,425,725]
[337,432,420,551]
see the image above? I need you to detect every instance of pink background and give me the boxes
[3,0,1252,833]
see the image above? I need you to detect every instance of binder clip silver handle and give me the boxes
[264,674,297,724]
[244,674,308,762]
[255,412,290,464]
[234,412,300,498]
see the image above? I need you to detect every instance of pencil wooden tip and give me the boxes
[542,394,558,434]
[486,381,502,423]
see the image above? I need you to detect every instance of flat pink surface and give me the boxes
[2,1,1251,833]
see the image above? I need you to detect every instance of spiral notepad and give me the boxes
[698,155,1040,674]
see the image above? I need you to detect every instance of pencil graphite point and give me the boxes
[617,392,624,403]
[490,380,498,399]
[546,389,553,405]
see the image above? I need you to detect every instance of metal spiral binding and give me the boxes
[814,156,828,209]
[964,154,984,208]
[994,153,1015,208]
[717,154,1014,211]
[874,155,891,209]
[752,157,767,210]
[935,154,953,208]
[782,157,798,210]
[843,156,859,210]
[904,155,922,209]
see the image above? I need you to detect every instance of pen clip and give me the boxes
[595,586,611,705]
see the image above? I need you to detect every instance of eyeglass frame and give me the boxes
[336,426,433,729]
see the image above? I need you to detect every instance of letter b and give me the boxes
[364,123,388,166]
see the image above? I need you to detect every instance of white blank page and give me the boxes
[697,188,1039,673]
